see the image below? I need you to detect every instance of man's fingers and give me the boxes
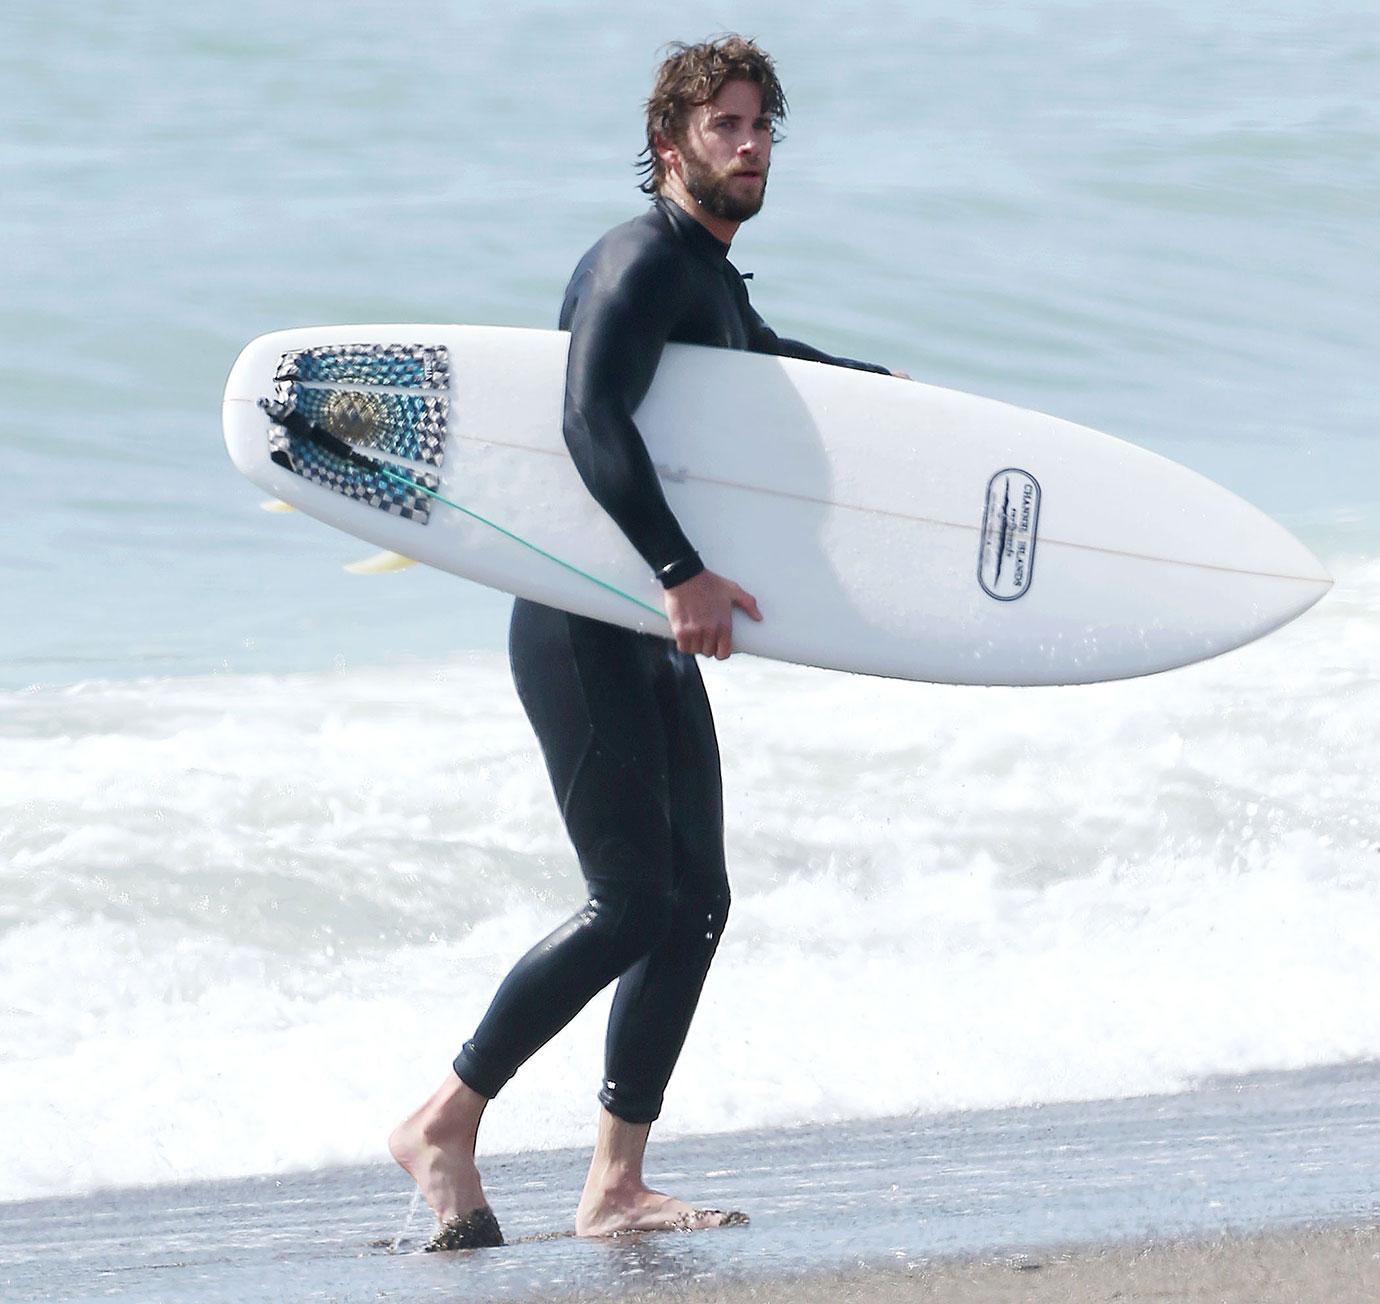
[667,574,762,657]
[733,587,764,622]
[674,619,720,657]
[677,624,731,658]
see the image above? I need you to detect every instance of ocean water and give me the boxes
[2,1,1377,1202]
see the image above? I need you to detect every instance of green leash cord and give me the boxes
[262,399,667,621]
[374,463,666,618]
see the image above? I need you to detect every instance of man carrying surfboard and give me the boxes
[389,34,894,1249]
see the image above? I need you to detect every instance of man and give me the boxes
[389,35,896,1250]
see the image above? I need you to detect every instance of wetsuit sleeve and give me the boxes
[562,244,704,587]
[738,281,891,375]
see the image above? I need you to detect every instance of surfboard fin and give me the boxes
[260,499,296,513]
[344,550,418,575]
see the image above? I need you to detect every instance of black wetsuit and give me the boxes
[453,198,886,1124]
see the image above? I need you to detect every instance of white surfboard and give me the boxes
[222,324,1330,686]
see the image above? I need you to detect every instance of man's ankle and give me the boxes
[583,1166,644,1199]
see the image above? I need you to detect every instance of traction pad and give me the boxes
[264,344,450,523]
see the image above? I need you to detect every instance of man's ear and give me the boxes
[653,132,680,180]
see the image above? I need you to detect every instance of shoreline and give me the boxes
[3,1062,1378,1302]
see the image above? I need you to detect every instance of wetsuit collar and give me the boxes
[655,195,731,263]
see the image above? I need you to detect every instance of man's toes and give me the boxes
[669,1207,749,1231]
[424,1206,505,1252]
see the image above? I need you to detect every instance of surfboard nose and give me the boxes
[1251,508,1333,614]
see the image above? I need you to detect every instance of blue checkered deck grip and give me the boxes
[274,343,449,390]
[265,344,450,523]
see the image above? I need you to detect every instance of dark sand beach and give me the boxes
[3,1061,1376,1302]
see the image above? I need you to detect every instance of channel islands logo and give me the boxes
[978,469,1041,601]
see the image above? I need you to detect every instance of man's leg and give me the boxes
[576,648,741,1235]
[390,601,678,1236]
[452,601,680,1097]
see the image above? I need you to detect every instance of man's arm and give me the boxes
[562,241,706,585]
[737,278,892,375]
[562,237,762,656]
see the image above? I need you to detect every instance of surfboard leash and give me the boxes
[258,398,667,619]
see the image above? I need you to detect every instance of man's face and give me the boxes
[670,79,774,223]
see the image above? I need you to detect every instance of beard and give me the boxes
[680,145,769,223]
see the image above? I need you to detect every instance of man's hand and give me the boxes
[663,569,763,659]
[889,367,912,380]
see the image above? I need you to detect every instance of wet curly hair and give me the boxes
[637,35,788,195]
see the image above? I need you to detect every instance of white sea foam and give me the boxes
[1,559,1376,1202]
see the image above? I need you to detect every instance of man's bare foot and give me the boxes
[575,1181,748,1237]
[388,1072,498,1240]
[575,1108,747,1237]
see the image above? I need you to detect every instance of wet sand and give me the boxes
[3,1062,1377,1302]
[563,1224,1380,1302]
